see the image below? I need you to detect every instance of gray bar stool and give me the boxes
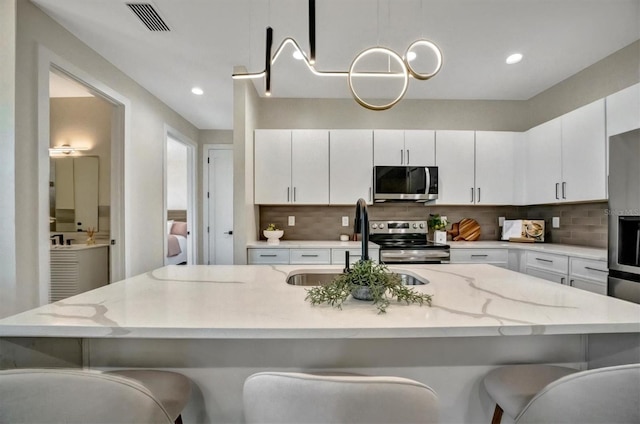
[483,363,640,423]
[105,369,192,424]
[243,371,440,423]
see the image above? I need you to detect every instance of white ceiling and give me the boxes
[31,0,640,129]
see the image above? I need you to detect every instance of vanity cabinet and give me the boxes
[254,130,329,204]
[525,99,606,204]
[329,130,374,205]
[373,130,435,166]
[50,245,109,302]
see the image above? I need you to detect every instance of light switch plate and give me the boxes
[498,216,505,226]
[552,217,560,228]
[342,216,349,227]
[288,216,295,226]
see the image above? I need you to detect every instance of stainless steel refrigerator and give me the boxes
[608,128,640,303]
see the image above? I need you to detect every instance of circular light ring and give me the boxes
[348,47,409,111]
[404,39,443,81]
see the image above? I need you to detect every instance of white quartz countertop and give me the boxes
[50,243,109,251]
[447,241,607,261]
[247,241,380,249]
[1,264,637,339]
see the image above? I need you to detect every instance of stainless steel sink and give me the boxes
[286,272,427,286]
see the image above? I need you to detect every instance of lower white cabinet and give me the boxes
[247,247,379,265]
[248,249,290,264]
[50,245,109,303]
[290,249,331,265]
[450,249,508,268]
[331,248,380,265]
[524,251,569,285]
[569,257,608,295]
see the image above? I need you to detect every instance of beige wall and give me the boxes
[0,0,17,318]
[7,0,199,317]
[199,129,233,145]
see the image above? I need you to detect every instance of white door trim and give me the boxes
[163,126,198,265]
[37,46,130,305]
[202,144,234,265]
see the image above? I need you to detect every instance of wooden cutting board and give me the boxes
[454,218,481,241]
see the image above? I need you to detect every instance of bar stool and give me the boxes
[0,368,173,423]
[105,369,191,424]
[243,371,440,423]
[483,363,640,423]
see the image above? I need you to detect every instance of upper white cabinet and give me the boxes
[435,131,476,204]
[254,130,329,204]
[436,131,517,205]
[606,83,640,137]
[475,131,519,205]
[329,130,373,205]
[373,130,435,166]
[525,99,606,204]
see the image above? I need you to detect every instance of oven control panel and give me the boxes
[370,220,427,234]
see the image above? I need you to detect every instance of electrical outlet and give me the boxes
[498,216,505,226]
[342,216,349,227]
[552,217,560,228]
[288,216,295,226]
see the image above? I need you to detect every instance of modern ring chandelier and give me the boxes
[232,0,443,111]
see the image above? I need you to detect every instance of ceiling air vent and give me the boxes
[126,3,170,31]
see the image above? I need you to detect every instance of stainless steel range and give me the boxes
[369,220,450,264]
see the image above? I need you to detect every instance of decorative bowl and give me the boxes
[263,230,284,244]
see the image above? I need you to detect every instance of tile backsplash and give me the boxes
[259,201,609,248]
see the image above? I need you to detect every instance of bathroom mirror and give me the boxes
[50,156,99,232]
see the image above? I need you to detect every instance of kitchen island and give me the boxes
[1,264,639,423]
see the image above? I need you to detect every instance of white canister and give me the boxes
[434,230,447,244]
[340,234,350,241]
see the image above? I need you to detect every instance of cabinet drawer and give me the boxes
[248,249,290,264]
[450,249,508,264]
[331,248,379,265]
[290,249,331,264]
[570,258,608,283]
[570,277,607,295]
[526,251,569,274]
[526,267,567,285]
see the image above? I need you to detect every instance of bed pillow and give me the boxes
[167,220,174,234]
[171,221,188,237]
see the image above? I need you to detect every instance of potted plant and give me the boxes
[428,214,448,244]
[263,223,284,244]
[305,259,433,314]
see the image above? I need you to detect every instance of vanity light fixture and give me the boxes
[49,144,89,156]
[232,0,443,111]
[191,87,204,95]
[506,53,523,64]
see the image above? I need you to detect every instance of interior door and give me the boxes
[207,148,234,265]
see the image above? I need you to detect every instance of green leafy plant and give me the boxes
[305,260,433,314]
[428,214,447,230]
[265,223,280,231]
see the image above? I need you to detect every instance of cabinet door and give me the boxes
[404,130,436,166]
[561,99,606,202]
[569,277,607,295]
[254,130,292,204]
[526,267,567,285]
[329,130,373,205]
[435,131,475,204]
[475,131,516,205]
[607,83,640,137]
[291,130,329,204]
[373,130,404,165]
[525,118,562,205]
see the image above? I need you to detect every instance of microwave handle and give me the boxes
[425,167,431,194]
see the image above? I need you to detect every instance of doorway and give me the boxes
[204,145,234,265]
[164,128,197,265]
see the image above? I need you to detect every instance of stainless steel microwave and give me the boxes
[373,166,438,202]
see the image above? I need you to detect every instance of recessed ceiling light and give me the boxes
[191,87,204,95]
[506,53,523,65]
[406,51,417,62]
[292,50,304,60]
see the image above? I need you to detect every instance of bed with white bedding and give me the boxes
[167,220,188,265]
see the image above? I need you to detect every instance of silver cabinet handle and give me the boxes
[406,149,410,164]
[287,187,290,202]
[400,150,404,165]
[301,254,318,257]
[562,182,567,199]
[260,254,277,257]
[293,187,297,202]
[477,187,481,203]
[535,257,553,263]
[585,266,607,273]
[555,183,559,200]
[471,188,474,203]
[471,254,488,257]
[369,187,372,202]
[561,277,566,285]
[223,231,233,235]
[569,279,574,286]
